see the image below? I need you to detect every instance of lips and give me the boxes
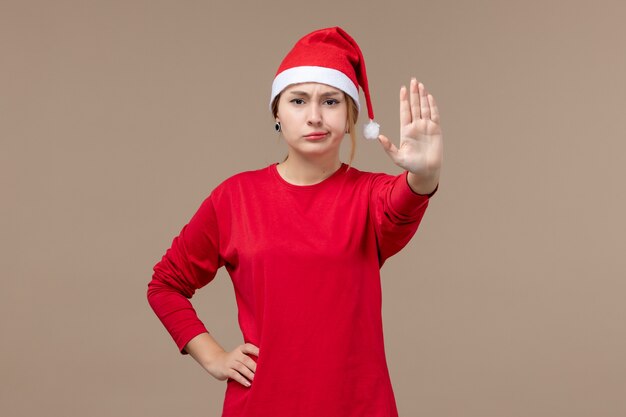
[304,132,329,140]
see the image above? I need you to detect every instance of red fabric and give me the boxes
[274,26,376,120]
[276,27,360,87]
[147,162,433,417]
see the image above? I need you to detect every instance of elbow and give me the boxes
[147,266,195,304]
[146,275,164,308]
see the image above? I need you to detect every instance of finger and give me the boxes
[419,83,431,120]
[240,353,258,373]
[243,343,260,357]
[228,368,251,387]
[399,85,411,126]
[428,94,440,124]
[233,360,255,384]
[378,135,399,159]
[410,78,421,121]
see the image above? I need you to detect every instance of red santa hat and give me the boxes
[270,26,380,140]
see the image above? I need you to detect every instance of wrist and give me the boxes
[202,348,225,369]
[185,333,226,366]
[406,171,439,196]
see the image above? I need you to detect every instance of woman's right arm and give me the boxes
[147,194,224,354]
[147,192,260,387]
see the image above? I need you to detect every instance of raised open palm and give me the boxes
[378,78,443,184]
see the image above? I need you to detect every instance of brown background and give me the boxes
[2,0,625,416]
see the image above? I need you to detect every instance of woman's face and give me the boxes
[276,82,348,160]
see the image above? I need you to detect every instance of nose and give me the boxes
[307,103,322,126]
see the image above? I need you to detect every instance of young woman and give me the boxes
[148,26,442,417]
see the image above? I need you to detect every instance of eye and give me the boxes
[324,99,340,106]
[290,98,305,105]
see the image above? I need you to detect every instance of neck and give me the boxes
[277,153,343,186]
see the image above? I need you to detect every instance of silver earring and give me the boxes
[275,121,281,132]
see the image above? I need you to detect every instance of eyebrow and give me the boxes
[287,90,342,98]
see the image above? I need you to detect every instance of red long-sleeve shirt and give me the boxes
[147,162,434,417]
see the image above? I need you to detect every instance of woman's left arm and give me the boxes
[378,77,443,196]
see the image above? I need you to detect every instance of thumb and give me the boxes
[378,134,398,159]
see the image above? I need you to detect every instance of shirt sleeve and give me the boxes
[369,170,436,267]
[147,192,225,354]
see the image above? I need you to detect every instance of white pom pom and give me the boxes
[363,120,380,140]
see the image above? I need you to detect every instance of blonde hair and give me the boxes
[271,92,359,170]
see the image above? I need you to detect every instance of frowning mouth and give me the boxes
[304,132,329,140]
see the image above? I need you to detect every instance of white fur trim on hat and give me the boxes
[270,66,361,111]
